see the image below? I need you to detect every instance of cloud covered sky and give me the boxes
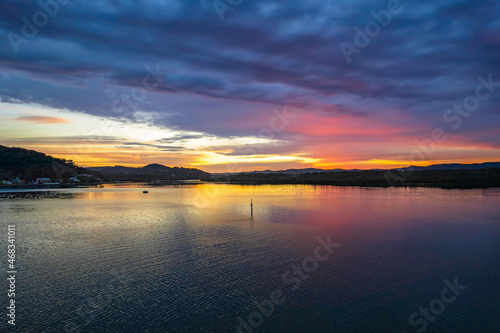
[0,0,499,171]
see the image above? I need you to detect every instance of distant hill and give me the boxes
[216,168,500,188]
[89,163,209,181]
[231,162,500,175]
[252,168,344,175]
[0,145,90,181]
[215,168,353,176]
[3,143,499,187]
[397,162,500,171]
[212,162,500,188]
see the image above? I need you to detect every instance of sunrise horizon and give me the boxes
[3,141,500,174]
[2,96,499,173]
[1,1,500,332]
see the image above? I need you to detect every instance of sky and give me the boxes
[0,0,499,172]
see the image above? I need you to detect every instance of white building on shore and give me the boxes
[36,178,52,184]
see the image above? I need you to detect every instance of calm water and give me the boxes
[0,184,499,333]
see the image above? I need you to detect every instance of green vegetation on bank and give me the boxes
[0,145,98,183]
[210,168,500,188]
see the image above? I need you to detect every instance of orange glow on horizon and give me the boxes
[1,102,500,173]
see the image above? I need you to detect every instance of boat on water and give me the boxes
[143,190,149,193]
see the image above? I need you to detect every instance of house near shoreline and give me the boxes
[11,177,22,184]
[1,178,25,185]
[36,178,52,184]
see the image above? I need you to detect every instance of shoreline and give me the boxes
[0,182,104,190]
[206,181,500,190]
[0,191,77,200]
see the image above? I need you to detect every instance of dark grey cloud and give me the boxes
[118,142,185,151]
[0,0,498,146]
[156,133,206,144]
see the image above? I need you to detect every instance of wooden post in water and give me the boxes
[251,199,253,216]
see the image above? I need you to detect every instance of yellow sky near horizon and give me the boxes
[0,102,319,171]
[1,102,499,172]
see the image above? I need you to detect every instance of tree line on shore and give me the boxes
[2,145,500,188]
[209,168,500,188]
[0,145,96,183]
